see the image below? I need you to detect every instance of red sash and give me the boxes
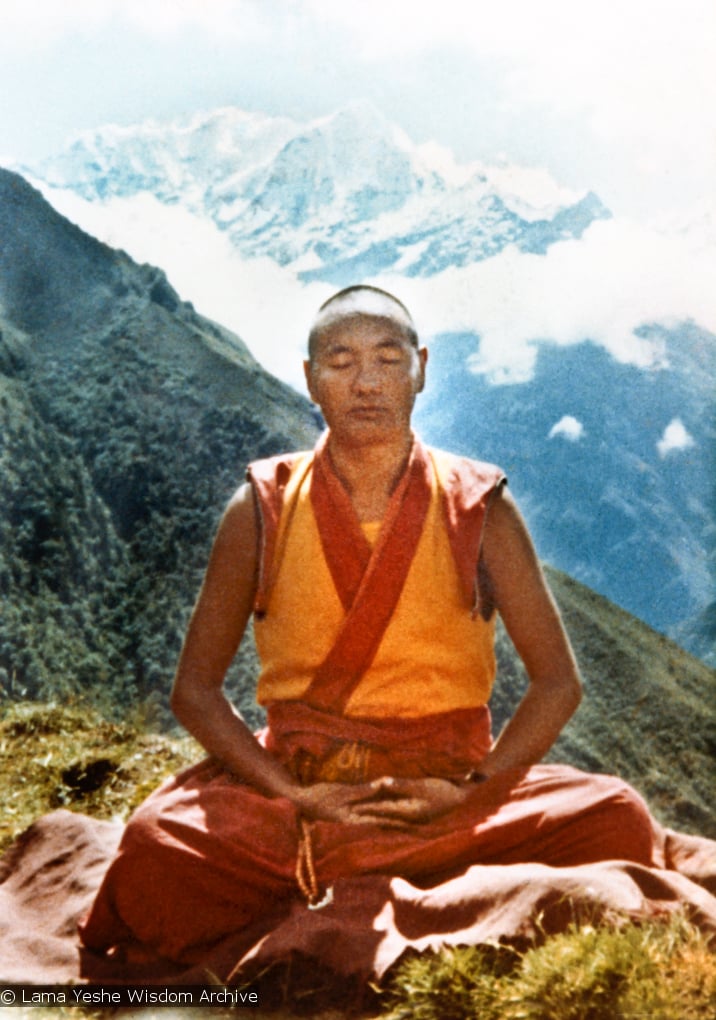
[305,433,432,713]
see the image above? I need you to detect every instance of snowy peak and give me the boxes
[218,101,447,253]
[206,103,607,274]
[26,107,298,207]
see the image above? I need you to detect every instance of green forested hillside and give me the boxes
[0,168,714,838]
[0,168,319,726]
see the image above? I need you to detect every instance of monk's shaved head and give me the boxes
[308,285,418,362]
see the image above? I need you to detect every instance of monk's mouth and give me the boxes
[349,406,386,417]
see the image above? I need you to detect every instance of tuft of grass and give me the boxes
[510,917,716,1020]
[378,946,511,1020]
[381,915,716,1020]
[0,699,200,852]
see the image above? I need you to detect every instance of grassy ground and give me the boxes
[1,701,714,1019]
[0,700,199,853]
[381,915,716,1020]
[2,918,713,1020]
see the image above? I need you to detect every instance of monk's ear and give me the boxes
[416,346,428,393]
[303,359,317,402]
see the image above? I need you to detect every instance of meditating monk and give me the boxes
[80,284,663,966]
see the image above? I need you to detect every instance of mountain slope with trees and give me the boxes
[0,168,318,724]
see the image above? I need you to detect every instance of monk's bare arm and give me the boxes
[170,485,396,823]
[477,486,583,777]
[170,483,300,801]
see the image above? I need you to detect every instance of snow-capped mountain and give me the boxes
[23,101,607,276]
[12,102,715,661]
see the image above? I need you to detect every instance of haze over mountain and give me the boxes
[14,103,715,661]
[0,167,714,836]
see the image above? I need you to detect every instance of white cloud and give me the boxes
[657,419,696,458]
[381,216,716,385]
[303,1,716,127]
[548,416,584,442]
[0,0,104,47]
[304,0,716,217]
[116,0,266,40]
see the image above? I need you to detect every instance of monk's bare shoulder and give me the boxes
[482,484,542,583]
[171,483,259,697]
[482,484,581,692]
[209,482,259,578]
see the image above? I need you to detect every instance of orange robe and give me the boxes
[80,435,658,966]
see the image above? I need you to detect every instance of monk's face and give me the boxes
[304,311,427,447]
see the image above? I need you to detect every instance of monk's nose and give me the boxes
[352,362,381,392]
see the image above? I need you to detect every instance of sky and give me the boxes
[0,0,714,429]
[1,0,714,223]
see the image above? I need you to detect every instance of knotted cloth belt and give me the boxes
[264,701,493,782]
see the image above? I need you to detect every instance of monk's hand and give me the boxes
[345,776,471,829]
[291,777,468,829]
[291,780,398,826]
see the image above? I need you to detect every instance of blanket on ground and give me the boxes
[1,809,715,986]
